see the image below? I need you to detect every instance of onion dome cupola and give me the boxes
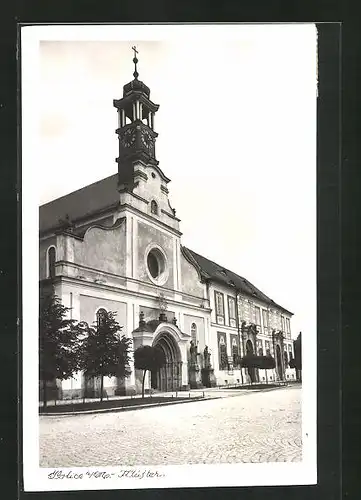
[113,47,160,189]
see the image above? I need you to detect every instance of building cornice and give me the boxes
[118,188,149,205]
[44,275,212,314]
[118,203,182,236]
[210,322,238,331]
[161,208,180,222]
[53,260,206,303]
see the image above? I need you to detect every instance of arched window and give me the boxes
[47,246,56,278]
[96,308,107,328]
[218,335,228,370]
[232,338,239,367]
[191,323,197,344]
[151,200,158,215]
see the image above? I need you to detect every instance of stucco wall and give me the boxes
[134,165,168,214]
[180,254,204,297]
[139,305,175,323]
[73,223,126,276]
[183,314,205,347]
[237,296,253,324]
[79,294,127,332]
[132,164,180,232]
[137,221,174,287]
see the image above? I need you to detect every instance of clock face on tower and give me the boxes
[141,129,153,150]
[120,128,136,148]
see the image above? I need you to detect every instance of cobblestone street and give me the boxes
[39,385,302,467]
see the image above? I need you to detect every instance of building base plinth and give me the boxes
[189,366,202,389]
[201,368,217,387]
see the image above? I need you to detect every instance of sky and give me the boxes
[35,25,317,340]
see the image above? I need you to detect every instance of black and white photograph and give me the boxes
[21,23,317,491]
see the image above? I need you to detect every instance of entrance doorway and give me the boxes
[276,344,284,380]
[151,332,182,392]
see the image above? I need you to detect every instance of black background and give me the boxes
[0,2,359,500]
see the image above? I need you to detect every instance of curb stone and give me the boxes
[40,396,221,417]
[39,385,292,417]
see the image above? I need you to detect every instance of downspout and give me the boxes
[235,288,244,385]
[203,277,211,352]
[205,278,210,308]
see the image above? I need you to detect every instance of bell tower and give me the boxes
[113,47,160,190]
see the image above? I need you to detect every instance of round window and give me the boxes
[145,246,168,285]
[147,251,159,278]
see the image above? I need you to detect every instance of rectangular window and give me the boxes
[281,315,285,332]
[227,296,236,327]
[230,335,239,367]
[256,339,263,356]
[286,318,291,333]
[265,340,271,356]
[255,306,261,331]
[285,318,290,338]
[215,292,225,325]
[262,309,269,334]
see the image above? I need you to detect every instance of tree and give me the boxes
[39,291,81,408]
[80,311,132,402]
[257,355,276,384]
[134,345,166,398]
[239,354,276,384]
[240,354,260,383]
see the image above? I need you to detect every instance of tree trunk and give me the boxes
[265,369,268,384]
[142,370,147,399]
[100,376,104,402]
[43,378,47,409]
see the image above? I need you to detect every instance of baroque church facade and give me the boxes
[39,51,295,398]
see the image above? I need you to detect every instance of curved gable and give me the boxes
[73,219,126,275]
[180,247,205,297]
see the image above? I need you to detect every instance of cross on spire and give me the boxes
[132,45,139,79]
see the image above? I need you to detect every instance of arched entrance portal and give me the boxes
[151,332,182,392]
[246,339,257,383]
[275,344,284,380]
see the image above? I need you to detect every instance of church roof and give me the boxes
[123,79,150,98]
[39,166,170,234]
[39,174,119,234]
[184,248,293,316]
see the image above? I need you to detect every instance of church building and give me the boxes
[39,49,295,398]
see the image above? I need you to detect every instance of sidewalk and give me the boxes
[39,382,295,416]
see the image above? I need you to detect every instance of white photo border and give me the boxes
[21,23,317,492]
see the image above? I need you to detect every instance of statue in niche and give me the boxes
[203,345,211,368]
[190,340,198,364]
